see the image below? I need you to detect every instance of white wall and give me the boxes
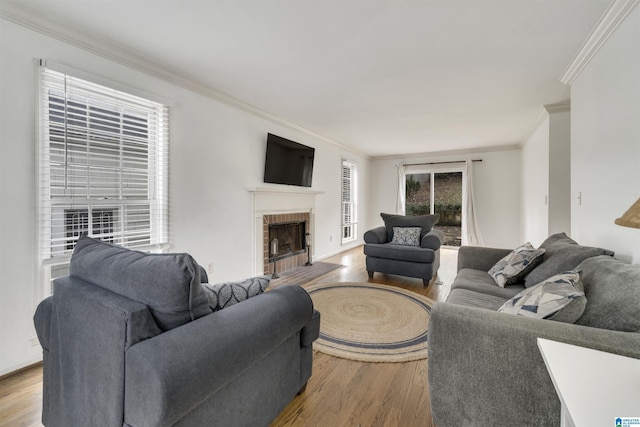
[369,149,522,249]
[520,107,571,246]
[521,116,550,245]
[0,19,370,375]
[570,5,640,264]
[548,110,571,236]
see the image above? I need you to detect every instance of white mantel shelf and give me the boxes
[247,186,325,196]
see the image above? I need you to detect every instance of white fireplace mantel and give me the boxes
[248,186,324,274]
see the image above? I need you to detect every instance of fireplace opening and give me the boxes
[269,221,306,261]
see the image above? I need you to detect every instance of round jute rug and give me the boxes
[306,282,435,363]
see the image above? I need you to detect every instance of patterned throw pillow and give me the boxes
[498,271,587,323]
[390,226,422,246]
[202,275,271,311]
[488,242,546,287]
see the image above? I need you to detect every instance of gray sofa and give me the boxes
[364,213,444,285]
[428,233,640,426]
[34,236,320,427]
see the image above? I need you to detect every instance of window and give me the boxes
[404,169,463,246]
[38,63,169,294]
[341,160,357,244]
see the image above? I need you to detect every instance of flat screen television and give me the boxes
[263,133,315,187]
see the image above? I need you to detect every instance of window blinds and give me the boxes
[38,65,169,260]
[341,160,357,243]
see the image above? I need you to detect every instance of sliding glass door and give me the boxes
[405,170,463,246]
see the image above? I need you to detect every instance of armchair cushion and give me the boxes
[364,243,436,263]
[380,213,439,241]
[69,235,211,331]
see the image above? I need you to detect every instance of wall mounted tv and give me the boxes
[263,133,315,187]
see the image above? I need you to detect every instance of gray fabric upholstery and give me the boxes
[457,245,513,273]
[70,236,211,331]
[451,268,524,299]
[363,226,387,244]
[364,216,443,284]
[124,285,314,427]
[364,243,436,263]
[576,255,640,332]
[380,212,439,241]
[34,242,319,427]
[429,241,639,426]
[428,303,640,427]
[524,232,614,287]
[446,288,507,310]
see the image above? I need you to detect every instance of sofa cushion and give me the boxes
[202,275,271,311]
[524,233,614,288]
[451,268,524,299]
[363,243,435,263]
[575,256,640,332]
[69,235,212,331]
[488,242,546,287]
[380,213,439,242]
[446,288,507,311]
[390,226,422,246]
[498,271,586,323]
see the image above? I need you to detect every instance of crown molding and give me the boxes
[371,143,521,162]
[0,2,370,160]
[544,100,571,114]
[560,0,640,85]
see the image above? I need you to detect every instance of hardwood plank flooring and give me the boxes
[0,245,457,427]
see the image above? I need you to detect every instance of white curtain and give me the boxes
[396,164,405,214]
[463,160,484,246]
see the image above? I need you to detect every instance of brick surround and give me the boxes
[263,212,310,275]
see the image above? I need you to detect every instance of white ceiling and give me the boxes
[1,0,611,157]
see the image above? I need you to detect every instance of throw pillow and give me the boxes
[380,213,439,242]
[523,232,614,288]
[390,226,422,246]
[498,271,587,323]
[488,242,546,287]
[202,275,271,311]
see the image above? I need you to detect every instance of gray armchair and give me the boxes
[364,213,444,286]
[33,236,319,427]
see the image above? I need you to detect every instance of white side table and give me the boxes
[537,338,640,427]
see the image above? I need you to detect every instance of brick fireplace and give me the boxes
[263,212,310,275]
[249,187,323,276]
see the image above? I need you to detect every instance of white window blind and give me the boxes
[341,160,357,244]
[38,64,169,262]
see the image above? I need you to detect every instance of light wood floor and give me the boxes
[0,245,457,427]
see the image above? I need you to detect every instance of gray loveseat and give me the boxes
[364,213,444,285]
[428,233,640,426]
[34,236,320,427]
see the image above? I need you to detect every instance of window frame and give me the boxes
[341,159,358,244]
[37,62,169,297]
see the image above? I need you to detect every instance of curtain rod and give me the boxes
[403,159,482,167]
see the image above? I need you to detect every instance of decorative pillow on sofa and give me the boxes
[488,242,546,287]
[380,213,439,242]
[524,232,614,288]
[202,275,271,311]
[498,271,587,323]
[390,227,422,246]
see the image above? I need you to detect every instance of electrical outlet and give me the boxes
[329,235,333,242]
[207,263,214,274]
[29,336,39,347]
